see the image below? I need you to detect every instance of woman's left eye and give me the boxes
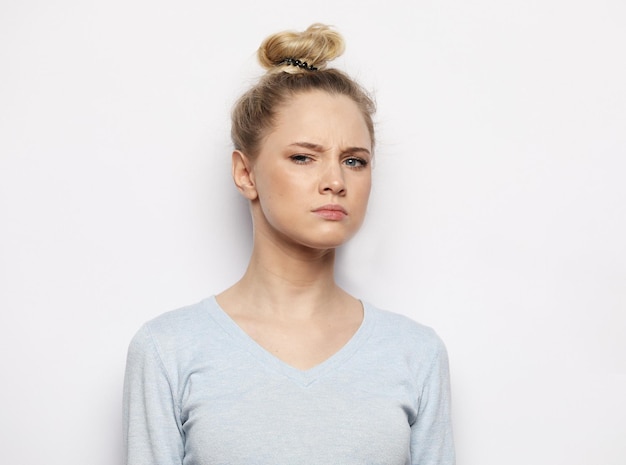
[344,157,368,168]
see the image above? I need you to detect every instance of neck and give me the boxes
[219,229,346,319]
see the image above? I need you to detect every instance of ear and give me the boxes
[232,150,258,200]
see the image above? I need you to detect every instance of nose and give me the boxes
[319,161,346,195]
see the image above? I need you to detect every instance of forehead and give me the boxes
[267,91,372,149]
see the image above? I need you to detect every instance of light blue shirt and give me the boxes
[123,296,455,464]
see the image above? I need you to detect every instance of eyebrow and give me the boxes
[288,141,371,156]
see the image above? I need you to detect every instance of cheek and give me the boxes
[364,177,372,197]
[356,180,372,220]
[356,176,372,204]
[257,176,290,204]
[254,174,298,220]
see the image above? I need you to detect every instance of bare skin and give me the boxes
[216,250,363,370]
[217,91,372,371]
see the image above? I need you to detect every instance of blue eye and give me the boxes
[344,157,368,168]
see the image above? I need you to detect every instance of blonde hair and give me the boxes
[231,24,375,157]
[258,23,345,73]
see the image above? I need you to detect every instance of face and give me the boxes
[235,90,373,251]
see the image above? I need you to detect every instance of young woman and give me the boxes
[123,24,455,465]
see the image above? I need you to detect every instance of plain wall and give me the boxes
[1,1,624,464]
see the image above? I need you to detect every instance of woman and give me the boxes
[123,23,455,465]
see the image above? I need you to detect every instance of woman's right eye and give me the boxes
[290,154,312,164]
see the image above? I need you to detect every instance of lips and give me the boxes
[312,204,348,220]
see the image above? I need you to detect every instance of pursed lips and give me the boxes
[311,204,348,220]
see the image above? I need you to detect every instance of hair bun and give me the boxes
[257,23,345,73]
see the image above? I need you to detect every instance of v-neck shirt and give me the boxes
[208,296,373,387]
[123,296,455,465]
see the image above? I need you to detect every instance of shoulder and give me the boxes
[363,302,449,375]
[145,297,214,336]
[127,297,219,364]
[366,302,446,351]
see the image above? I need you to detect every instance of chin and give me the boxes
[300,231,358,250]
[261,219,362,251]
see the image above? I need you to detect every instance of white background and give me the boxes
[1,1,625,464]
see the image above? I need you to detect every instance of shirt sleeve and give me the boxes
[410,338,456,465]
[123,324,185,465]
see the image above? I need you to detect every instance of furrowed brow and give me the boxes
[342,147,371,156]
[288,141,326,151]
[288,142,370,156]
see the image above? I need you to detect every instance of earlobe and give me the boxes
[231,150,258,200]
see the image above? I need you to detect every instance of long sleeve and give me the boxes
[123,324,185,465]
[410,338,455,465]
